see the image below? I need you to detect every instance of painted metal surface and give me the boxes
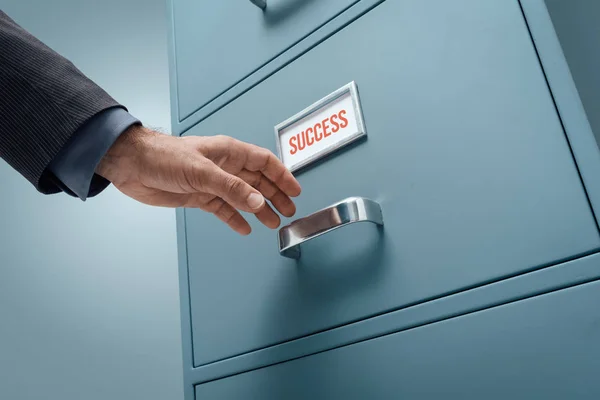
[170,0,366,121]
[180,0,599,369]
[196,278,600,399]
[521,0,600,229]
[166,0,386,133]
[185,251,600,385]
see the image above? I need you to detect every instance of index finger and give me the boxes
[244,144,302,198]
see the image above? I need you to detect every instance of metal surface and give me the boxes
[278,197,383,259]
[170,0,383,132]
[175,0,600,375]
[521,0,600,231]
[250,0,266,10]
[188,251,600,384]
[196,278,600,398]
[274,81,367,173]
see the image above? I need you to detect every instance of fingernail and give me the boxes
[247,193,265,210]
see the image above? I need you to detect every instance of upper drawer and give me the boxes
[180,0,600,367]
[171,0,369,122]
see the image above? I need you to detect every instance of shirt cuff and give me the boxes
[48,107,141,200]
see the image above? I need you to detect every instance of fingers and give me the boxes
[196,168,290,230]
[187,136,303,233]
[237,170,296,218]
[244,145,302,198]
[196,193,278,231]
[203,169,287,230]
[190,160,292,231]
[207,136,301,198]
[196,193,278,232]
[201,197,252,235]
[200,162,267,214]
[253,202,281,229]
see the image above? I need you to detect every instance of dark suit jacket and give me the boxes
[0,10,122,194]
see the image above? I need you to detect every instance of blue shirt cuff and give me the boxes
[48,107,141,200]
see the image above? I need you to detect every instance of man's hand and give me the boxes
[96,125,302,235]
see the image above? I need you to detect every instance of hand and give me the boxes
[96,125,302,235]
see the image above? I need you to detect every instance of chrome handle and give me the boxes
[278,197,383,259]
[250,0,267,10]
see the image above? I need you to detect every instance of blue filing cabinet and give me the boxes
[167,0,600,398]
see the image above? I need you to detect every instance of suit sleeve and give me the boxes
[0,10,126,195]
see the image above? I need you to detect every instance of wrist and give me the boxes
[96,124,152,184]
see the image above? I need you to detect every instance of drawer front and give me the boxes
[196,278,600,399]
[181,0,599,367]
[171,0,368,121]
[196,281,600,400]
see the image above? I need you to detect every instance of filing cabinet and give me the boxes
[167,0,600,398]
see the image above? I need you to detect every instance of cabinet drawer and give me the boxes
[180,0,599,367]
[170,0,374,122]
[196,278,600,399]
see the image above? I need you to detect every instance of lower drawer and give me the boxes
[196,278,600,399]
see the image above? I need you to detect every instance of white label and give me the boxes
[275,82,366,172]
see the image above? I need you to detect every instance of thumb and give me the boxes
[203,164,265,213]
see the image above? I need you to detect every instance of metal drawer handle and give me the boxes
[250,0,267,10]
[278,197,384,259]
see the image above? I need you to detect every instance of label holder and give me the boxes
[274,81,367,173]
